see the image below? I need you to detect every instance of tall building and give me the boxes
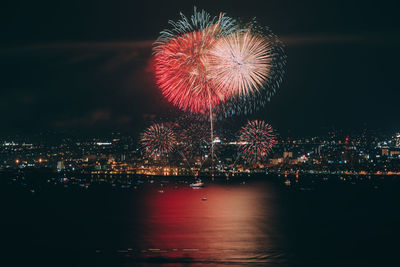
[382,147,389,156]
[315,145,322,155]
[57,161,65,171]
[396,133,400,147]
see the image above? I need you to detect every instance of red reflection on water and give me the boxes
[138,183,281,263]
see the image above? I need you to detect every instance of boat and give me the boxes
[190,180,204,188]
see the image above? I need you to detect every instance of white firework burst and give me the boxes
[205,29,273,98]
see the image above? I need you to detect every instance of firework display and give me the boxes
[153,8,285,116]
[238,120,277,163]
[140,123,177,158]
[148,7,285,170]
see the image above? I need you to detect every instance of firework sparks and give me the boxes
[238,120,277,163]
[140,123,177,158]
[214,26,286,118]
[205,30,272,97]
[153,8,237,113]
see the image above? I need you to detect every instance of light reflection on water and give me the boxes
[134,182,287,265]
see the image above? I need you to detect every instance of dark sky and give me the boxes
[1,0,399,136]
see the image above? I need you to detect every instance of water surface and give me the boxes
[2,176,400,266]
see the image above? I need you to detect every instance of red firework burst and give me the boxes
[238,120,277,163]
[140,123,176,158]
[154,28,228,113]
[153,8,239,114]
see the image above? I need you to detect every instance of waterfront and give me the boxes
[2,174,400,266]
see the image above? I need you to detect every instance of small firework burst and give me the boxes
[140,123,177,158]
[175,115,211,158]
[238,120,277,163]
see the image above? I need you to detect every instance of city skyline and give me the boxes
[2,129,399,175]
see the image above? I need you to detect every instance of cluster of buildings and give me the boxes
[265,132,400,175]
[1,131,399,177]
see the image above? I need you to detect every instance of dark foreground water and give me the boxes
[2,175,400,266]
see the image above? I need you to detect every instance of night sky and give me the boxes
[1,0,399,136]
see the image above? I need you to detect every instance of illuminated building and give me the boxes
[283,151,293,158]
[390,149,400,158]
[57,161,65,171]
